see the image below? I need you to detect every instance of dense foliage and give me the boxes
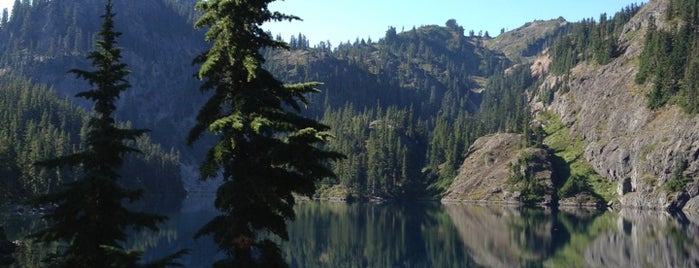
[0,0,187,206]
[189,0,342,266]
[29,3,185,266]
[0,0,659,206]
[0,0,208,162]
[636,0,699,113]
[0,76,184,205]
[549,3,642,74]
[264,20,550,198]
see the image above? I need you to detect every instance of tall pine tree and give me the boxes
[0,226,16,266]
[189,0,343,266]
[30,1,185,267]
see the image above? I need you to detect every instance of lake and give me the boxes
[3,195,699,267]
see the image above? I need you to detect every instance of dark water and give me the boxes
[4,195,699,267]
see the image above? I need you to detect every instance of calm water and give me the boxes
[3,195,699,267]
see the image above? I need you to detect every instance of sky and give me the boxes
[265,0,643,46]
[0,0,643,46]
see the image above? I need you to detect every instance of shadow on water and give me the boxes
[4,198,699,267]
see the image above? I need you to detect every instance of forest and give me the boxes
[636,0,699,112]
[0,75,185,204]
[5,0,699,266]
[0,0,647,203]
[262,4,643,200]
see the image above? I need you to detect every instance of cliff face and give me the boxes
[532,0,699,211]
[446,0,699,211]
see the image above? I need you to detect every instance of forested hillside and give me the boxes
[4,0,695,207]
[0,0,199,203]
[0,0,546,200]
[0,0,207,158]
[264,23,542,198]
[261,7,646,200]
[0,76,185,205]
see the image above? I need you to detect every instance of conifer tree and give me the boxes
[30,1,185,267]
[1,8,8,27]
[189,0,343,266]
[0,226,16,266]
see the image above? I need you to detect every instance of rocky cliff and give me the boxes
[533,0,699,212]
[446,0,699,211]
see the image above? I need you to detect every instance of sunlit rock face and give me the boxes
[442,133,555,205]
[529,0,699,211]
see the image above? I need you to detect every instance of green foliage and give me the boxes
[636,0,699,113]
[550,4,642,75]
[0,226,16,267]
[507,152,547,204]
[559,174,592,198]
[322,105,428,199]
[664,177,692,192]
[664,157,692,192]
[540,112,615,202]
[0,75,183,205]
[0,0,208,164]
[266,29,536,197]
[189,0,343,266]
[0,76,81,204]
[29,2,185,266]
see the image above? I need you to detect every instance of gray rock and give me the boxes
[442,133,555,205]
[532,0,699,211]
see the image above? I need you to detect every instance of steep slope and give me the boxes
[442,133,555,205]
[531,0,699,211]
[262,22,563,199]
[486,18,569,62]
[5,0,694,209]
[0,0,207,160]
[0,76,185,204]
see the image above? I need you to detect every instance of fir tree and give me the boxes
[189,0,343,266]
[1,8,8,27]
[0,226,16,266]
[29,1,185,267]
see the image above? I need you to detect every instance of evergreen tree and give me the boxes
[189,0,343,266]
[1,8,8,27]
[29,1,185,267]
[0,226,16,267]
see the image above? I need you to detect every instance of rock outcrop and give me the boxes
[446,0,699,211]
[442,133,555,204]
[531,0,699,211]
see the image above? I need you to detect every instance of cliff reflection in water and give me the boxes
[444,204,699,268]
[286,203,699,267]
[4,199,699,267]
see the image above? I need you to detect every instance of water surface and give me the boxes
[4,196,699,267]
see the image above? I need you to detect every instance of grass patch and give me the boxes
[663,177,692,193]
[642,174,657,188]
[540,112,616,202]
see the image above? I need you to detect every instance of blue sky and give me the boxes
[266,0,643,46]
[0,0,643,46]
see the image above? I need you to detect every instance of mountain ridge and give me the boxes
[2,0,698,211]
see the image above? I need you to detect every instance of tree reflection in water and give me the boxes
[3,199,699,267]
